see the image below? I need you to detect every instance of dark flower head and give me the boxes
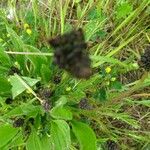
[139,46,150,71]
[13,118,24,128]
[106,140,120,150]
[53,75,61,84]
[5,97,13,104]
[38,88,52,111]
[28,118,34,125]
[78,98,92,110]
[8,66,21,75]
[49,28,92,79]
[42,101,51,112]
[38,88,52,99]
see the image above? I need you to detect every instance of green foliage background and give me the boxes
[0,0,150,150]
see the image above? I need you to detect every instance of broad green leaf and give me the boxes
[4,103,41,118]
[71,120,97,150]
[51,96,72,120]
[6,27,24,51]
[4,106,23,118]
[6,27,26,71]
[24,45,47,75]
[26,129,42,150]
[40,135,52,150]
[51,120,71,150]
[0,46,11,66]
[40,64,51,83]
[55,96,67,107]
[51,107,72,120]
[0,124,19,148]
[9,75,39,98]
[0,77,11,96]
[0,66,8,76]
[9,131,24,149]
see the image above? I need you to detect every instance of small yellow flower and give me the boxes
[0,38,3,42]
[105,67,111,74]
[24,23,29,29]
[66,87,71,92]
[7,34,10,37]
[26,29,32,35]
[111,77,116,82]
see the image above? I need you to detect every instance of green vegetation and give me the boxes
[0,0,150,150]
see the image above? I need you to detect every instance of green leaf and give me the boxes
[26,129,42,150]
[74,0,82,3]
[116,2,133,19]
[92,56,128,68]
[0,46,11,66]
[68,90,86,103]
[55,96,67,107]
[40,64,51,83]
[51,120,71,150]
[77,4,82,19]
[71,120,97,150]
[0,77,11,96]
[24,45,47,75]
[115,113,139,129]
[91,30,106,41]
[87,8,105,20]
[9,131,24,149]
[51,107,72,120]
[0,124,19,148]
[51,96,73,120]
[135,100,150,107]
[110,81,122,90]
[4,103,41,118]
[9,75,39,99]
[127,99,150,107]
[84,10,106,41]
[128,132,149,142]
[64,23,73,32]
[94,87,107,102]
[6,26,26,71]
[0,66,8,76]
[40,135,52,150]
